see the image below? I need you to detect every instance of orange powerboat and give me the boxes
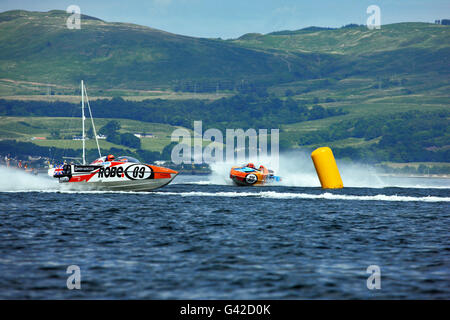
[230,163,281,186]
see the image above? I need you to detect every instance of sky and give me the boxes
[0,0,449,39]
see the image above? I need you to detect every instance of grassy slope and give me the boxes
[0,116,181,152]
[0,116,222,153]
[233,23,450,54]
[0,10,315,90]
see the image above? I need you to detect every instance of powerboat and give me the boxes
[48,80,178,191]
[50,155,177,191]
[230,163,281,186]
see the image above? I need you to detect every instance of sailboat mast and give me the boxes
[83,84,102,159]
[81,80,86,165]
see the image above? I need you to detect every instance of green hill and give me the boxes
[1,10,448,93]
[235,23,450,85]
[234,23,450,54]
[0,10,320,90]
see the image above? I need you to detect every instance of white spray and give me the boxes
[206,150,449,189]
[0,166,59,192]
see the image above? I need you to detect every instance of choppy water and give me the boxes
[0,173,449,299]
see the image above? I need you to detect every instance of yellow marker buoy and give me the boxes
[311,147,343,189]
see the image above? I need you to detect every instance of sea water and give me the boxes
[0,168,448,299]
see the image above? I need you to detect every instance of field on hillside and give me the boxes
[0,79,232,101]
[0,116,180,152]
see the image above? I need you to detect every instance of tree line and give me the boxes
[0,140,161,165]
[0,94,346,131]
[296,110,450,162]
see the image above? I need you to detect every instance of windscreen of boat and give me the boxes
[90,156,107,164]
[117,156,141,163]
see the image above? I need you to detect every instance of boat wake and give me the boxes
[157,191,450,202]
[1,168,447,203]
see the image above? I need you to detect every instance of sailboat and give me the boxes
[47,80,178,191]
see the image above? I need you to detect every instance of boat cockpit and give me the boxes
[90,155,141,165]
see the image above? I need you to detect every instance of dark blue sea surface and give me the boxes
[0,177,449,299]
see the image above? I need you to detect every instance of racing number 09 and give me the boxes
[132,166,146,179]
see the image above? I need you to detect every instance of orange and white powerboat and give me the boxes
[229,163,281,186]
[50,155,177,191]
[47,81,178,191]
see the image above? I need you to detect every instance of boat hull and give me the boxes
[59,176,176,191]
